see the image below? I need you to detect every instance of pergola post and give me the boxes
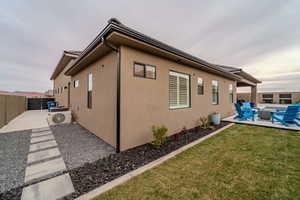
[251,85,257,105]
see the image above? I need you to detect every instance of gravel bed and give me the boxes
[65,122,230,199]
[0,130,31,197]
[51,123,115,170]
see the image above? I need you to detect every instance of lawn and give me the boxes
[95,124,300,200]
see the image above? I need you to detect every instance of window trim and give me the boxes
[133,62,156,80]
[169,70,191,110]
[212,80,219,105]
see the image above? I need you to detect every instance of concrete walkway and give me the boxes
[0,110,49,133]
[22,127,75,200]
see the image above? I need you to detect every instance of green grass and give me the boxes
[95,125,300,200]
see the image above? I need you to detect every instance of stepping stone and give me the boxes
[31,131,52,137]
[32,127,50,133]
[27,148,61,164]
[30,135,55,144]
[30,140,58,152]
[24,157,66,183]
[21,173,74,200]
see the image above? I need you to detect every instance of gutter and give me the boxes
[102,38,121,153]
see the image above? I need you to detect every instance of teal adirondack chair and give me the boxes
[234,103,256,121]
[276,104,300,121]
[271,105,300,127]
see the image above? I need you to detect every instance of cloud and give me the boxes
[0,0,299,92]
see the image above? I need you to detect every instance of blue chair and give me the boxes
[234,103,256,121]
[276,104,300,121]
[271,105,300,127]
[293,104,300,120]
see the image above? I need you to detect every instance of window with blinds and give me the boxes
[169,71,190,109]
[212,80,219,105]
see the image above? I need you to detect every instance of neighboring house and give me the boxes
[52,18,260,152]
[238,92,300,104]
[50,50,81,107]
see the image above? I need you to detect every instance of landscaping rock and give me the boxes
[65,122,229,199]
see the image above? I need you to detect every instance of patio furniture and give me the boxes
[271,105,300,127]
[274,104,300,120]
[47,101,57,112]
[234,103,256,121]
[258,109,276,120]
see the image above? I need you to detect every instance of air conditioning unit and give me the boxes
[47,111,72,126]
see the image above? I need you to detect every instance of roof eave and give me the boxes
[65,23,240,81]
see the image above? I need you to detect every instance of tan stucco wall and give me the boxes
[70,51,117,147]
[120,46,236,151]
[53,60,74,107]
[237,93,251,102]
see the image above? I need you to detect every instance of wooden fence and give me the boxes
[0,95,27,128]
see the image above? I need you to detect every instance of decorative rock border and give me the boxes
[76,123,234,200]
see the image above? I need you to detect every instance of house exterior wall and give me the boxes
[70,51,117,147]
[53,60,74,107]
[237,93,251,102]
[120,46,236,151]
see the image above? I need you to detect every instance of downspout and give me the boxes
[102,37,121,153]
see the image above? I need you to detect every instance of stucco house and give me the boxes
[238,91,300,104]
[51,18,260,152]
[50,50,81,107]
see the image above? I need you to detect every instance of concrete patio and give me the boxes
[223,115,300,131]
[0,110,49,133]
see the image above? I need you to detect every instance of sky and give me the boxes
[0,0,299,93]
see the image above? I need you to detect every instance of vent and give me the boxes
[52,113,66,124]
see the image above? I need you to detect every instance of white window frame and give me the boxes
[169,71,190,109]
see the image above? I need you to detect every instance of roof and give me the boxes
[50,50,81,80]
[216,65,241,72]
[217,65,261,84]
[64,50,81,56]
[65,18,242,81]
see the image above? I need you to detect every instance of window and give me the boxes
[279,93,292,104]
[87,73,93,109]
[212,80,219,105]
[229,84,234,103]
[197,77,204,95]
[169,71,190,109]
[133,62,156,79]
[74,80,79,88]
[61,87,63,93]
[262,94,273,103]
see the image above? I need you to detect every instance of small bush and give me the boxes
[199,116,209,129]
[152,125,168,147]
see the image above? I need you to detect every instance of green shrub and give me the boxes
[152,125,168,147]
[199,116,209,129]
